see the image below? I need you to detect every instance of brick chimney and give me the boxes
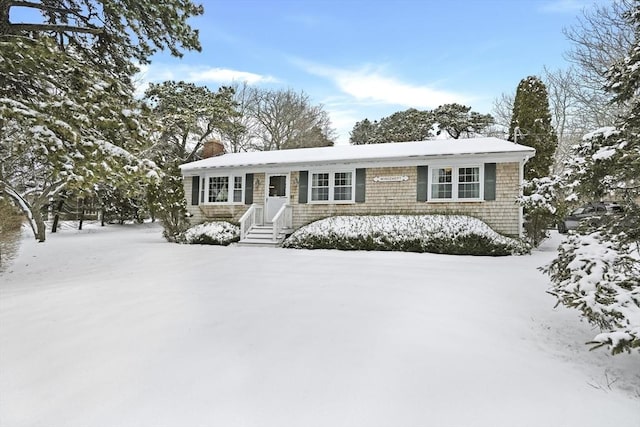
[201,140,226,158]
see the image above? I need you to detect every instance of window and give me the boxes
[310,171,354,203]
[334,172,352,201]
[204,174,245,204]
[429,165,482,201]
[311,172,329,201]
[457,167,480,199]
[208,177,229,202]
[431,167,452,199]
[233,176,243,203]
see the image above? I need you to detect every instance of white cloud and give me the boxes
[184,67,277,85]
[296,60,470,109]
[335,71,467,108]
[134,63,277,97]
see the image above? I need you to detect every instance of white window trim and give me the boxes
[203,174,245,205]
[308,168,356,204]
[427,164,484,202]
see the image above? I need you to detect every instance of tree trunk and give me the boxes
[78,199,85,230]
[33,210,46,242]
[51,199,64,233]
[2,186,47,242]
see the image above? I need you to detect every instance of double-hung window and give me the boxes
[311,172,330,201]
[333,172,353,201]
[429,166,481,201]
[431,167,453,199]
[206,175,243,204]
[310,170,354,203]
[457,167,480,199]
[233,176,243,203]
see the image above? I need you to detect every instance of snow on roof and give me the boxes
[179,137,535,172]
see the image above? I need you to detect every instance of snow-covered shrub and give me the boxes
[181,221,240,246]
[544,226,640,354]
[518,175,565,247]
[283,215,529,256]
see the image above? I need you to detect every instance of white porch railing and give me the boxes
[272,204,292,242]
[239,204,264,240]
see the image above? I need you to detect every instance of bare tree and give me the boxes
[564,0,634,89]
[542,67,585,173]
[562,0,634,126]
[492,92,514,129]
[489,92,514,139]
[248,88,335,151]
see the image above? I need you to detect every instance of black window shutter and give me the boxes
[191,176,200,205]
[298,171,308,203]
[355,168,366,203]
[484,163,496,201]
[245,173,254,205]
[417,166,428,202]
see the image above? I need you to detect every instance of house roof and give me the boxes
[179,137,536,173]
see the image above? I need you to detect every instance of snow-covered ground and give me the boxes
[1,222,638,427]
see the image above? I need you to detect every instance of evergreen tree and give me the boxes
[433,103,494,139]
[147,161,189,242]
[509,76,558,180]
[376,109,435,142]
[0,0,203,241]
[350,119,379,144]
[349,105,492,145]
[349,109,435,145]
[144,81,239,162]
[544,7,640,354]
[0,36,155,240]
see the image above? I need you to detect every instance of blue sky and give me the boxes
[142,1,608,143]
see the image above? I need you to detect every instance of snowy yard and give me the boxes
[1,223,638,427]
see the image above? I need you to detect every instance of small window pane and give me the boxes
[312,173,329,187]
[334,187,352,200]
[312,187,329,201]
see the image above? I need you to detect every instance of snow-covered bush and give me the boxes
[518,175,565,247]
[283,215,529,256]
[180,221,240,246]
[544,226,640,354]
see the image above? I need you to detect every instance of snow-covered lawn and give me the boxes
[1,223,638,427]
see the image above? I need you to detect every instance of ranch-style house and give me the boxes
[179,138,536,245]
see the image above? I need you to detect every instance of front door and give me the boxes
[265,173,289,223]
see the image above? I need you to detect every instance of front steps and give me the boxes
[236,224,292,247]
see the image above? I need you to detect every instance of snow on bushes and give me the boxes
[181,221,240,246]
[544,230,640,354]
[282,215,529,256]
